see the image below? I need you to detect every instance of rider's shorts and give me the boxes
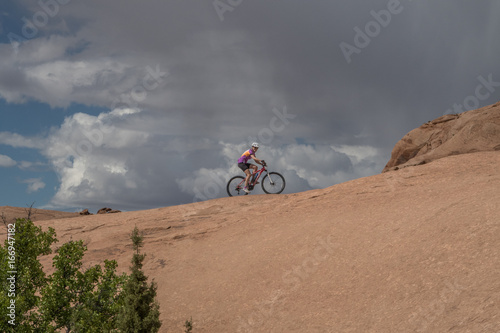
[238,163,252,171]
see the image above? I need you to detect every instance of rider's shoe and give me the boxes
[243,187,250,194]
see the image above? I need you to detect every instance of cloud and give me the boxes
[40,109,159,209]
[0,38,139,107]
[17,160,46,170]
[0,8,284,136]
[35,108,221,210]
[0,154,16,167]
[2,1,500,145]
[22,178,45,193]
[264,143,385,188]
[0,132,44,149]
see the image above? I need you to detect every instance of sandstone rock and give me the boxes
[97,207,121,214]
[97,207,112,214]
[383,101,500,172]
[79,209,92,215]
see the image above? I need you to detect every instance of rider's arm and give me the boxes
[251,155,262,164]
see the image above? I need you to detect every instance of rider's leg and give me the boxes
[238,162,251,189]
[244,169,252,188]
[250,165,258,183]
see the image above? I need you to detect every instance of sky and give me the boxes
[1,0,499,212]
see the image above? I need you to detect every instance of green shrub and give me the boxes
[1,219,162,332]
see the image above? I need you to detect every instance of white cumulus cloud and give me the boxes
[0,154,16,167]
[22,178,46,193]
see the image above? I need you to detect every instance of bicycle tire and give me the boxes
[261,172,286,194]
[227,176,246,197]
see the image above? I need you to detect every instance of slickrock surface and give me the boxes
[2,151,499,332]
[0,206,79,223]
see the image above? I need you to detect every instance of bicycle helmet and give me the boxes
[251,142,259,148]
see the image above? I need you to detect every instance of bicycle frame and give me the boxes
[237,165,270,189]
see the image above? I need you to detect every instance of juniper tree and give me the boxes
[117,226,161,333]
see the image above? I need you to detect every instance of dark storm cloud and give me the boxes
[78,0,500,151]
[211,0,500,148]
[9,0,500,150]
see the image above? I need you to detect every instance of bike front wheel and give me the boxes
[227,176,246,197]
[261,172,286,194]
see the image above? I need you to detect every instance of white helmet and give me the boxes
[251,142,259,148]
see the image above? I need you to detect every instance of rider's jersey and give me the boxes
[237,149,255,164]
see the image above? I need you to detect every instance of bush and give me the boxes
[0,219,162,332]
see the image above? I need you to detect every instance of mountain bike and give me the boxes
[226,161,286,196]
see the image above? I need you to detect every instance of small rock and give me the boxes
[97,207,112,214]
[79,209,92,215]
[97,207,121,214]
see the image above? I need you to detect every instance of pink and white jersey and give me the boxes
[237,149,255,164]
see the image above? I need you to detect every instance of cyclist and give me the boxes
[237,142,265,193]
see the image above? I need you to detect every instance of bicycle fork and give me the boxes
[265,170,275,185]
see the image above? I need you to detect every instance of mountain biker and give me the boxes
[237,142,265,194]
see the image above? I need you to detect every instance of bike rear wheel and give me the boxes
[261,172,286,194]
[227,176,246,197]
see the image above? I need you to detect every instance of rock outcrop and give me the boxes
[79,209,92,215]
[97,207,121,214]
[383,101,500,172]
